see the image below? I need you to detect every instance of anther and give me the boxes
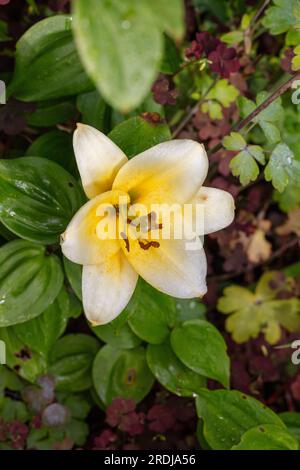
[138,240,160,250]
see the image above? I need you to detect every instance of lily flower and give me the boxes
[61,124,235,325]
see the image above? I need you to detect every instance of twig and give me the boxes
[236,72,300,131]
[208,70,300,157]
[248,0,270,33]
[244,0,270,54]
[208,237,299,283]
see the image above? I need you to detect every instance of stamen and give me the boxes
[113,205,120,215]
[120,232,130,252]
[138,240,160,250]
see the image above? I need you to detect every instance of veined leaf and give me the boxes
[0,240,63,327]
[0,157,85,244]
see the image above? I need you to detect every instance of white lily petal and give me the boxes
[82,252,138,325]
[61,190,127,265]
[113,139,208,205]
[190,186,235,235]
[74,124,127,199]
[122,237,207,298]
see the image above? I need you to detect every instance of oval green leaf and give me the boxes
[63,256,82,301]
[109,115,171,158]
[128,279,176,344]
[92,307,141,350]
[0,157,85,244]
[8,15,93,101]
[72,0,163,112]
[26,130,78,177]
[147,340,206,397]
[49,334,99,392]
[170,319,230,388]
[25,99,77,128]
[93,344,154,405]
[0,327,47,383]
[195,389,286,450]
[12,287,70,357]
[231,424,299,450]
[0,240,63,327]
[279,412,300,445]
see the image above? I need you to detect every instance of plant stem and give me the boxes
[249,0,270,33]
[208,70,300,157]
[236,73,300,130]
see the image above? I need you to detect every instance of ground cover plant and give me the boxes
[0,0,300,451]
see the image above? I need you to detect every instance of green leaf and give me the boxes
[230,150,259,186]
[26,130,78,177]
[279,412,300,444]
[223,132,246,151]
[201,101,222,120]
[62,394,91,420]
[68,292,82,319]
[231,424,299,450]
[248,145,265,165]
[262,0,300,35]
[49,334,99,392]
[221,30,243,45]
[147,340,206,397]
[109,115,171,158]
[206,79,239,108]
[260,121,281,143]
[196,420,211,450]
[256,92,283,122]
[93,344,154,405]
[72,0,164,112]
[64,419,89,446]
[238,93,283,143]
[25,100,76,128]
[0,157,85,244]
[8,15,93,101]
[286,28,300,45]
[170,319,230,388]
[0,366,23,393]
[149,0,184,40]
[195,389,285,450]
[265,143,299,192]
[0,222,16,241]
[127,279,176,344]
[174,298,206,323]
[292,52,300,71]
[274,180,300,212]
[12,287,70,357]
[77,90,112,132]
[92,307,141,350]
[0,327,47,382]
[1,398,29,423]
[218,271,300,344]
[160,35,182,75]
[193,0,229,22]
[63,256,82,301]
[0,240,63,327]
[238,95,256,117]
[26,428,54,450]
